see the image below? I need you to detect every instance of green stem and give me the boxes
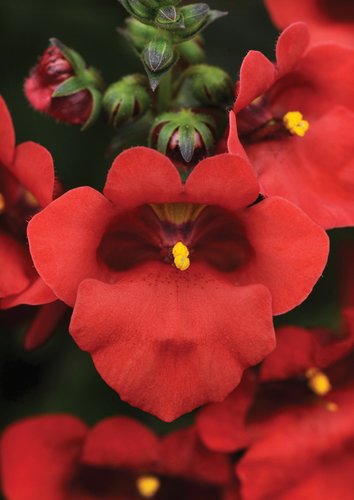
[156,70,172,113]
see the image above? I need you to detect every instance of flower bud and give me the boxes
[142,38,177,90]
[178,36,205,64]
[174,3,227,42]
[149,109,216,166]
[24,39,103,128]
[121,18,159,54]
[103,75,151,127]
[187,64,233,106]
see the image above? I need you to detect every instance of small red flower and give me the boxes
[230,22,354,228]
[0,95,64,347]
[197,310,354,454]
[264,0,354,47]
[236,384,354,500]
[24,40,101,127]
[1,415,236,499]
[28,146,328,420]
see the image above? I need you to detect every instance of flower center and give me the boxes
[237,96,310,143]
[98,203,252,274]
[136,475,161,498]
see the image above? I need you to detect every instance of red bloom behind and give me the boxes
[0,95,65,348]
[1,415,237,499]
[28,146,328,420]
[230,22,354,228]
[264,0,354,47]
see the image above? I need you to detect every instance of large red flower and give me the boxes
[1,415,237,499]
[0,95,65,348]
[230,22,354,228]
[264,0,354,47]
[28,146,328,420]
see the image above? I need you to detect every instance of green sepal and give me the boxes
[193,121,215,154]
[179,123,196,162]
[81,88,102,130]
[52,77,87,97]
[155,6,184,29]
[156,121,179,153]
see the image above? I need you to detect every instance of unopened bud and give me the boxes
[142,38,177,89]
[24,39,103,128]
[188,64,233,106]
[103,75,151,127]
[149,109,216,166]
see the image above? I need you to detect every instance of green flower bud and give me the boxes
[103,74,151,127]
[187,64,233,106]
[142,38,177,90]
[174,4,227,41]
[149,108,216,165]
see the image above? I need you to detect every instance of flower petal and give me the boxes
[0,96,15,166]
[234,51,276,113]
[27,187,115,306]
[1,415,88,500]
[104,147,182,209]
[275,22,310,76]
[185,153,259,212]
[82,417,160,469]
[236,197,329,315]
[69,261,274,421]
[11,142,55,208]
[0,231,33,299]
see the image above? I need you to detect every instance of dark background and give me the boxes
[0,0,352,443]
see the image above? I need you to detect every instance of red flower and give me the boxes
[28,146,328,420]
[24,40,101,127]
[264,0,354,47]
[1,415,237,499]
[236,384,354,500]
[197,310,354,453]
[230,22,354,228]
[0,95,65,348]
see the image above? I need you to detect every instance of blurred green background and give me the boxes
[0,0,352,445]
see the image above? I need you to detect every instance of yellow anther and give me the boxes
[0,193,5,214]
[174,254,190,271]
[306,368,332,396]
[172,242,190,270]
[136,475,161,498]
[283,111,309,137]
[172,241,189,258]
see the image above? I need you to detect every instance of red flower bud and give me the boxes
[24,41,102,126]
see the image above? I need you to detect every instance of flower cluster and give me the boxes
[1,0,354,497]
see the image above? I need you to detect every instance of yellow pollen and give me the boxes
[306,368,332,396]
[172,241,190,271]
[0,193,5,214]
[136,475,161,498]
[283,111,309,137]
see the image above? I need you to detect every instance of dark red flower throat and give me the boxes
[98,202,252,274]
